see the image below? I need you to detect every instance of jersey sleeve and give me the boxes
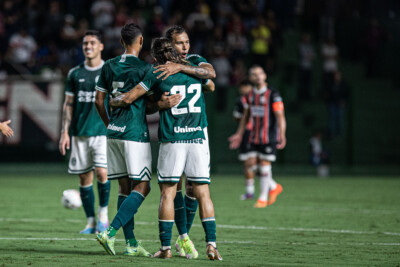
[271,90,284,112]
[187,54,209,66]
[233,96,245,119]
[65,69,75,96]
[139,66,161,92]
[95,62,109,93]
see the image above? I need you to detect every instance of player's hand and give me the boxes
[158,92,182,109]
[110,93,130,107]
[276,133,286,150]
[59,132,70,156]
[0,120,14,137]
[228,133,242,150]
[153,62,182,80]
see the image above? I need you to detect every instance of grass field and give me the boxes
[0,170,399,266]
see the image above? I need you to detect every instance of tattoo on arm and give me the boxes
[194,67,210,78]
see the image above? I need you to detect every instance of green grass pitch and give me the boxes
[0,170,399,266]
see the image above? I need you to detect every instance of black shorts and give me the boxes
[238,130,251,161]
[241,142,277,162]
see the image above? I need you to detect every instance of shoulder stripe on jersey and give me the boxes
[65,92,74,96]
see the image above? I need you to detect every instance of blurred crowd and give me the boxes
[0,0,298,82]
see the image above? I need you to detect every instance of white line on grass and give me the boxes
[1,217,399,237]
[0,237,398,246]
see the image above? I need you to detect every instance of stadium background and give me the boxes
[0,0,399,175]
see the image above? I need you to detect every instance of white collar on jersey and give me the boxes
[84,60,104,71]
[122,52,138,57]
[253,85,267,94]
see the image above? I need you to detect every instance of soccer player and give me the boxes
[94,23,157,257]
[232,80,256,200]
[0,120,13,137]
[154,25,217,257]
[229,65,286,208]
[110,37,222,260]
[59,30,110,234]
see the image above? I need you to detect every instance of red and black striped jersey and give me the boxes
[243,86,284,145]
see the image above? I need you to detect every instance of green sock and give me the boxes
[174,191,188,235]
[80,185,95,218]
[97,180,110,207]
[159,220,173,247]
[106,226,117,238]
[185,195,198,233]
[117,195,135,240]
[126,238,138,247]
[201,217,216,242]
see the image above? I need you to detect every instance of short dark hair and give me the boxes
[239,79,252,87]
[121,23,142,46]
[249,64,265,74]
[165,25,186,41]
[83,30,102,42]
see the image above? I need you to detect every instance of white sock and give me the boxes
[179,233,188,240]
[98,206,108,223]
[162,246,171,251]
[259,165,272,201]
[87,216,95,227]
[246,179,255,195]
[207,242,217,248]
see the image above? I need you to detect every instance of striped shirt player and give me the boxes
[242,86,284,161]
[229,65,286,209]
[95,54,152,180]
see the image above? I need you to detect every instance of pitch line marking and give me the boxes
[0,237,398,246]
[1,217,399,237]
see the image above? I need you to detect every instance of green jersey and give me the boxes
[140,65,208,142]
[186,54,209,66]
[65,61,106,137]
[96,54,151,142]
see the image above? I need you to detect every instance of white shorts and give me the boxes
[157,128,210,184]
[68,136,107,174]
[107,139,152,181]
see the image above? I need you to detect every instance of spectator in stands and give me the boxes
[298,32,315,101]
[90,0,115,30]
[250,16,271,72]
[321,38,338,96]
[6,28,37,74]
[211,46,232,111]
[325,70,349,138]
[309,129,329,177]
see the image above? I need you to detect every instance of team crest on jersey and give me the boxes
[260,96,266,104]
[71,157,77,166]
[95,75,99,83]
[265,146,272,153]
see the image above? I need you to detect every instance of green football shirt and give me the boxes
[186,54,209,66]
[65,61,107,137]
[140,65,208,142]
[96,54,151,142]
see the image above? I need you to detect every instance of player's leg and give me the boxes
[174,175,190,257]
[185,130,221,260]
[241,157,257,200]
[192,183,222,261]
[78,171,96,234]
[68,136,97,234]
[153,182,176,259]
[239,130,255,200]
[93,136,110,232]
[184,177,198,234]
[155,141,195,259]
